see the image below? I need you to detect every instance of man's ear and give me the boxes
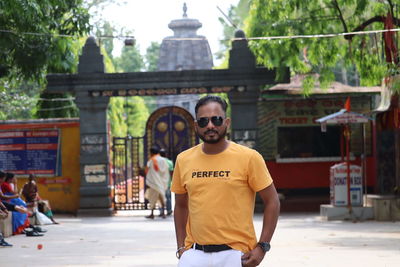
[225,117,231,128]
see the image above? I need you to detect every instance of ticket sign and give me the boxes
[0,130,60,175]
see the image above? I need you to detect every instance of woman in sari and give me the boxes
[0,172,30,235]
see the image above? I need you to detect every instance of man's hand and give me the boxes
[177,247,186,259]
[0,209,9,219]
[241,246,265,267]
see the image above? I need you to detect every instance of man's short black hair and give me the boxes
[0,170,5,179]
[5,172,14,182]
[150,146,159,155]
[159,148,166,157]
[195,95,228,116]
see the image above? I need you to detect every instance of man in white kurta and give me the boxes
[145,147,168,219]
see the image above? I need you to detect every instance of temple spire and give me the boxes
[183,3,187,18]
[158,3,213,70]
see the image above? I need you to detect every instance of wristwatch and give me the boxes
[257,242,271,253]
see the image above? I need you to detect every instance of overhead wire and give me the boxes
[36,105,76,111]
[0,29,134,40]
[0,28,399,42]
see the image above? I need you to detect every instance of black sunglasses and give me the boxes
[196,116,224,128]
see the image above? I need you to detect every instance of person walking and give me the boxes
[171,95,280,267]
[159,148,174,216]
[145,146,168,219]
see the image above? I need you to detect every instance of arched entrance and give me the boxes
[112,105,198,211]
[144,106,198,161]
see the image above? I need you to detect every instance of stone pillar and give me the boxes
[227,30,259,150]
[75,37,112,216]
[228,30,268,213]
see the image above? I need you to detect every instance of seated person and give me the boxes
[1,172,31,235]
[0,232,12,247]
[21,174,58,224]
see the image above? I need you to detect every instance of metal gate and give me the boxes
[112,136,147,210]
[111,106,198,211]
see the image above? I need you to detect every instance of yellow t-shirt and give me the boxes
[171,141,273,253]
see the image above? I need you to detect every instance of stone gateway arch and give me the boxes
[45,31,289,215]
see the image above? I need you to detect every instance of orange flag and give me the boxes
[344,97,351,111]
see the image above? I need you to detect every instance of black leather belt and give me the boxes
[191,243,232,253]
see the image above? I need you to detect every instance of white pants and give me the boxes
[178,248,243,267]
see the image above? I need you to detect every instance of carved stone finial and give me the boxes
[183,3,187,18]
[234,29,246,38]
[78,36,104,73]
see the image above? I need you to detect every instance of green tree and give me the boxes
[107,96,149,137]
[108,97,127,137]
[246,0,400,93]
[108,40,151,138]
[216,0,250,63]
[145,42,160,71]
[0,0,90,80]
[36,0,122,119]
[141,42,160,115]
[36,37,116,119]
[0,79,40,120]
[96,21,116,59]
[0,0,90,120]
[125,97,149,137]
[114,43,144,72]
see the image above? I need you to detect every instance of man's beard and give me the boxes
[197,127,227,144]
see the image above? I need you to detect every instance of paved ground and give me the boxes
[1,212,399,267]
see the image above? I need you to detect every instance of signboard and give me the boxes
[316,109,371,124]
[84,164,106,183]
[330,163,363,206]
[89,86,237,97]
[0,130,60,176]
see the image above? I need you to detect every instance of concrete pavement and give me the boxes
[1,212,399,267]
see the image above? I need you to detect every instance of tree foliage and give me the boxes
[0,79,40,120]
[113,43,144,72]
[216,0,250,62]
[145,42,161,71]
[108,96,150,138]
[246,0,400,93]
[96,21,116,59]
[0,0,90,79]
[0,0,90,120]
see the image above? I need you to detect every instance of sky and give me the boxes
[100,0,240,64]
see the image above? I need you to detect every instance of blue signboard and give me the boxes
[0,130,60,176]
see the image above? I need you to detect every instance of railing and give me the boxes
[112,136,148,210]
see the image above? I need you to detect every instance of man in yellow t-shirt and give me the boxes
[172,95,280,267]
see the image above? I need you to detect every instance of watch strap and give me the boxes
[257,242,271,253]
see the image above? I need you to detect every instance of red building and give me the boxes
[258,76,381,211]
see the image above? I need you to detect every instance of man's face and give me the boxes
[195,102,230,144]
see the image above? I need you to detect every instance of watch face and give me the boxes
[258,242,271,252]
